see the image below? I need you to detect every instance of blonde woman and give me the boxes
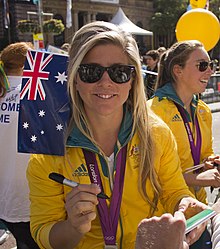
[27,22,207,249]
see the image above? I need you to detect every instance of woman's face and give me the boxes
[75,44,133,118]
[145,56,157,68]
[176,47,213,94]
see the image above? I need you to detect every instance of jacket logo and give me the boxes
[72,164,89,176]
[172,114,182,121]
[129,144,139,157]
[129,144,140,163]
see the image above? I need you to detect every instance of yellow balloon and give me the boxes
[190,0,207,9]
[176,9,220,51]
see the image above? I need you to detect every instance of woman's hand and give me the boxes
[49,184,101,249]
[184,167,220,188]
[177,197,208,216]
[196,168,220,188]
[135,212,188,249]
[203,155,220,170]
[65,183,101,234]
[177,197,209,246]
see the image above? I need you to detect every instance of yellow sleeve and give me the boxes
[153,122,194,214]
[27,154,66,249]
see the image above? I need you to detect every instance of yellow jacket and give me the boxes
[27,111,193,249]
[148,83,213,204]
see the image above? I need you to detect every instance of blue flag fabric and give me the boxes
[18,50,70,155]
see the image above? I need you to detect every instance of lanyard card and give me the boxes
[185,209,216,234]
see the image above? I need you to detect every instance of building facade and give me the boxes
[0,0,154,52]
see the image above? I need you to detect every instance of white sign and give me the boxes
[47,45,68,55]
[90,0,119,3]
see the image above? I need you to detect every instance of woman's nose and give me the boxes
[97,71,114,85]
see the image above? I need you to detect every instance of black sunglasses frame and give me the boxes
[78,64,135,84]
[196,61,216,72]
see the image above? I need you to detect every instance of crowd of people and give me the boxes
[0,21,219,249]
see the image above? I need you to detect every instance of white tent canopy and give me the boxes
[110,7,153,36]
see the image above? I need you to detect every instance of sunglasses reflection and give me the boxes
[196,61,217,73]
[78,64,135,84]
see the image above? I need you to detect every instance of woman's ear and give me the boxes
[173,64,183,78]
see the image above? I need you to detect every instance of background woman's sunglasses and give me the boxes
[196,61,216,72]
[78,64,135,84]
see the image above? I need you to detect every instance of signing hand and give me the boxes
[65,183,101,234]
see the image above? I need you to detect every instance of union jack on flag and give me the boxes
[18,50,70,155]
[20,51,53,100]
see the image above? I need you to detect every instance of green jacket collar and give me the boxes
[154,83,199,120]
[66,108,133,153]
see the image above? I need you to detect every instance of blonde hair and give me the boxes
[0,42,33,97]
[67,21,161,212]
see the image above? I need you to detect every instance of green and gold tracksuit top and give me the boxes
[148,83,213,205]
[27,110,193,249]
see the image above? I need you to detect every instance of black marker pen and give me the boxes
[49,172,109,199]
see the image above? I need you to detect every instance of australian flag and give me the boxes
[18,50,70,155]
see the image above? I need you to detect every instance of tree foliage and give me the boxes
[150,0,188,35]
[209,0,220,19]
[150,0,219,37]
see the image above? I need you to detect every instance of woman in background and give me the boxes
[148,40,220,249]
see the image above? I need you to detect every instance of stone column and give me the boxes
[87,12,91,23]
[92,13,96,21]
[83,14,87,25]
[73,11,78,31]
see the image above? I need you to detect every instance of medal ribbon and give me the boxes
[175,103,201,166]
[83,145,127,246]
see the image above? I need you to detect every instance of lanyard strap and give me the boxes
[83,145,127,246]
[175,103,202,166]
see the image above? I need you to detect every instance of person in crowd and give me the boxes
[61,42,70,53]
[143,49,159,98]
[0,57,10,244]
[148,40,220,249]
[157,46,167,57]
[27,22,208,249]
[0,42,39,249]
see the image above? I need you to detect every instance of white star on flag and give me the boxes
[31,135,37,142]
[23,122,29,129]
[56,124,63,131]
[38,110,45,117]
[55,72,67,85]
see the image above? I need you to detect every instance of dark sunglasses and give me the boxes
[78,64,135,84]
[196,61,216,72]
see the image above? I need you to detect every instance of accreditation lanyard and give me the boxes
[175,103,201,166]
[83,145,127,247]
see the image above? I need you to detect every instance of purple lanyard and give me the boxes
[175,103,201,165]
[83,145,127,246]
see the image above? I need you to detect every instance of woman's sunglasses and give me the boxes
[196,61,216,72]
[78,64,135,84]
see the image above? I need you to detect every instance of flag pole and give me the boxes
[38,0,43,33]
